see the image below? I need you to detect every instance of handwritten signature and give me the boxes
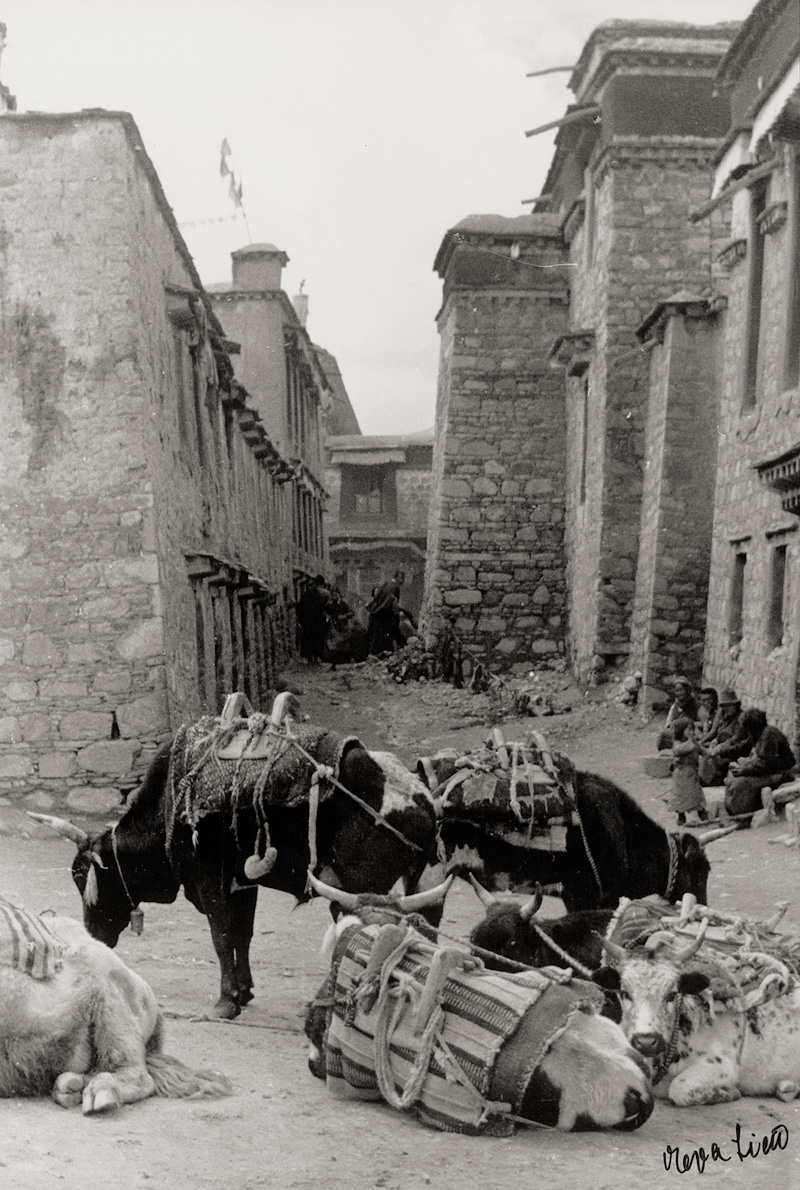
[663,1123,789,1173]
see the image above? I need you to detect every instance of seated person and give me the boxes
[697,689,750,784]
[696,687,719,738]
[724,708,796,827]
[657,675,700,751]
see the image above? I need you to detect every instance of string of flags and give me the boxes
[177,138,252,241]
[219,137,243,209]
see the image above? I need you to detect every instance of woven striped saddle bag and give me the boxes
[0,896,65,980]
[324,920,603,1135]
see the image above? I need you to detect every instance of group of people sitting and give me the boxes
[657,676,797,829]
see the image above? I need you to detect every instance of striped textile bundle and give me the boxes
[325,923,603,1135]
[0,896,65,980]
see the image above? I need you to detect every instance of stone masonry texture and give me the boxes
[0,112,305,809]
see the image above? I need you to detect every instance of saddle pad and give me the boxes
[0,896,64,980]
[325,923,602,1135]
[418,736,578,849]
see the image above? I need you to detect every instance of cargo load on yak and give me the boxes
[417,729,579,853]
[605,893,800,1012]
[319,914,652,1135]
[167,692,361,881]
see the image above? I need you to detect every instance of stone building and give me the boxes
[422,22,737,679]
[420,213,570,672]
[325,430,433,618]
[207,245,330,588]
[0,111,311,810]
[696,0,800,740]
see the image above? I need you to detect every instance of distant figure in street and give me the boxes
[296,575,331,665]
[725,708,796,827]
[367,570,406,655]
[669,716,707,827]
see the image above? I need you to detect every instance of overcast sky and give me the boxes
[2,0,755,434]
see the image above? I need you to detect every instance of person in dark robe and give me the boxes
[295,575,330,665]
[697,689,751,785]
[367,570,406,655]
[724,708,796,826]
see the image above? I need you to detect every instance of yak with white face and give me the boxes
[0,906,230,1115]
[594,923,800,1106]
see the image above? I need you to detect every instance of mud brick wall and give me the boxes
[0,113,295,812]
[704,153,800,743]
[563,143,730,683]
[422,225,569,672]
[629,304,723,694]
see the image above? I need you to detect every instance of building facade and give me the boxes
[208,245,330,589]
[325,431,433,618]
[699,0,800,740]
[422,22,736,680]
[0,112,309,810]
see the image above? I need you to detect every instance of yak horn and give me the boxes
[672,919,709,965]
[397,876,454,911]
[766,901,790,932]
[599,934,628,964]
[270,691,302,727]
[27,812,89,847]
[519,884,544,923]
[306,870,359,910]
[644,930,677,953]
[698,825,738,845]
[469,873,499,910]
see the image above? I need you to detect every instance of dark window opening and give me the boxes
[767,543,788,651]
[340,464,397,522]
[743,181,768,408]
[728,551,747,645]
[579,371,590,504]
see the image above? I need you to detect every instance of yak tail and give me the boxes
[145,1052,232,1100]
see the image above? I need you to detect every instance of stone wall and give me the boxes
[562,142,730,683]
[422,219,569,672]
[0,113,297,812]
[704,148,800,741]
[629,301,723,694]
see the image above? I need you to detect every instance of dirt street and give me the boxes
[1,660,799,1190]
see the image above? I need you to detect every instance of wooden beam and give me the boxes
[525,105,600,139]
[688,157,779,223]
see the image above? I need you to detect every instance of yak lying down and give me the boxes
[0,898,230,1114]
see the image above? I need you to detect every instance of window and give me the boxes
[578,369,590,504]
[583,166,596,266]
[728,551,747,646]
[767,543,788,651]
[743,180,768,408]
[341,465,397,522]
[785,150,800,390]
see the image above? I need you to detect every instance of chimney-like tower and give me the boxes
[0,24,17,113]
[293,282,309,327]
[230,242,289,291]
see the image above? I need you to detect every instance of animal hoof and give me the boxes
[53,1072,87,1109]
[84,1086,121,1114]
[777,1080,798,1102]
[237,987,254,1005]
[214,998,241,1020]
[244,848,278,880]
